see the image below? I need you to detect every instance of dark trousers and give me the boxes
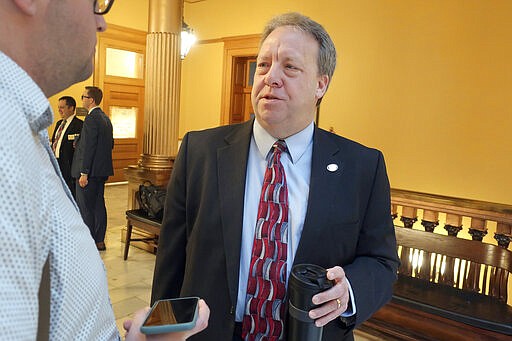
[76,176,108,243]
[57,158,76,199]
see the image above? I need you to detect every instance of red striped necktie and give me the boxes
[242,139,289,341]
[52,119,66,153]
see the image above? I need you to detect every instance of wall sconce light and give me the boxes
[181,21,197,59]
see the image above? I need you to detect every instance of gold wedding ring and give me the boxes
[336,298,341,309]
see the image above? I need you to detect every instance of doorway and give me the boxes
[230,56,257,124]
[94,25,146,183]
[220,34,260,125]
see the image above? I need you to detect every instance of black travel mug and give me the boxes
[287,264,334,341]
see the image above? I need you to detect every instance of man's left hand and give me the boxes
[79,174,88,188]
[308,266,349,327]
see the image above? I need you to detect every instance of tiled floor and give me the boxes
[102,183,155,335]
[102,183,377,340]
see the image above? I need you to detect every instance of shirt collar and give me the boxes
[0,51,53,133]
[63,114,76,123]
[253,119,314,164]
[87,106,100,115]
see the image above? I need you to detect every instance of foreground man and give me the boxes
[152,12,399,341]
[0,0,208,340]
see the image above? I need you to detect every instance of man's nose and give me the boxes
[96,14,107,33]
[264,66,283,88]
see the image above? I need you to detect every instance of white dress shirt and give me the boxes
[54,114,76,159]
[235,119,356,321]
[0,51,119,340]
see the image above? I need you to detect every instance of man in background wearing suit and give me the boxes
[72,86,113,251]
[51,96,83,198]
[152,12,399,341]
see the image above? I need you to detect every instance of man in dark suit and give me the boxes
[51,96,83,198]
[72,86,113,251]
[152,12,399,341]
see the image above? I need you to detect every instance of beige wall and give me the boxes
[182,0,512,205]
[47,0,512,205]
[47,0,149,131]
[180,42,225,134]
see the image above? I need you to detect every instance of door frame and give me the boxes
[220,34,260,125]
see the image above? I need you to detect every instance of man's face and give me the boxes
[58,100,74,119]
[251,26,329,139]
[81,91,94,110]
[42,0,107,94]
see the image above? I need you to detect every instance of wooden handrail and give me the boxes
[390,188,512,249]
[391,188,512,225]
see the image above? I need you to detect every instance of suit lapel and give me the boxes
[294,127,344,265]
[217,120,254,305]
[51,119,63,142]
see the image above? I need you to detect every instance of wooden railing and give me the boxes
[391,188,512,249]
[358,189,512,340]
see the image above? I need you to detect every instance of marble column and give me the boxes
[125,0,183,209]
[142,0,182,165]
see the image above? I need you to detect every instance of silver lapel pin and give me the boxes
[327,163,339,172]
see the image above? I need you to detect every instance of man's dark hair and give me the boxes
[58,96,76,110]
[85,86,103,105]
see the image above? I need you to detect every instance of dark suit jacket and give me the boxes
[71,107,114,178]
[152,119,399,341]
[51,116,83,183]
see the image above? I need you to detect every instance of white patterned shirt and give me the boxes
[0,51,119,340]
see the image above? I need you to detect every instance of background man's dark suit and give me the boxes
[152,119,399,340]
[71,107,113,244]
[51,116,83,198]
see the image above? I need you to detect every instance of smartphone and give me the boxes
[140,297,199,335]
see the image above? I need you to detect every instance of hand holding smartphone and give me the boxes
[140,297,200,335]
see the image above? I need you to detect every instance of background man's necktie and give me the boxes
[52,119,66,153]
[242,139,289,341]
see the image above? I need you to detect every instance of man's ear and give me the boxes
[12,0,38,16]
[316,74,330,99]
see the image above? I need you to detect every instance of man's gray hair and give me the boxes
[260,12,337,82]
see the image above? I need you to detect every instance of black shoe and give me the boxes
[96,242,106,251]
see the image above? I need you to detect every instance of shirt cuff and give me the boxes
[341,277,356,317]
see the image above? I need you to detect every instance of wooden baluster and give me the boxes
[444,213,462,237]
[391,204,398,221]
[468,218,487,241]
[421,210,439,232]
[400,206,417,228]
[399,207,417,278]
[494,222,511,249]
[464,218,487,292]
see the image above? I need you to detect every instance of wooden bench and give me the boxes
[358,189,512,340]
[361,226,512,340]
[124,209,162,260]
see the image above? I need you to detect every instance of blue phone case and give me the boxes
[140,297,199,335]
